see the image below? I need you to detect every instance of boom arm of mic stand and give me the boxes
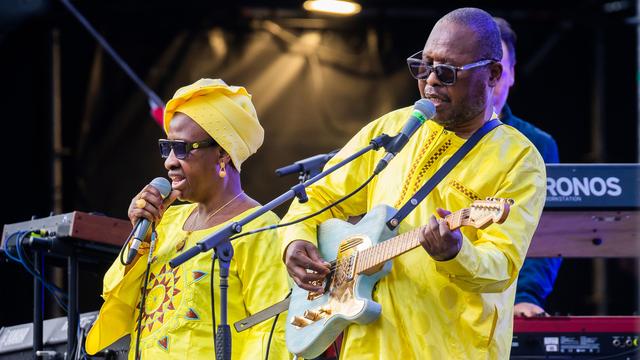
[169,133,392,268]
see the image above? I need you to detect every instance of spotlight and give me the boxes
[303,0,361,16]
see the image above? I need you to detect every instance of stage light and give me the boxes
[303,0,361,16]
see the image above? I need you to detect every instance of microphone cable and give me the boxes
[119,224,139,266]
[133,223,157,360]
[228,172,377,242]
[265,289,292,360]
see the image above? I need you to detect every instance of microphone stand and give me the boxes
[169,133,393,360]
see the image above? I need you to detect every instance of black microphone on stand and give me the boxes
[374,99,436,174]
[275,149,340,178]
[126,177,171,264]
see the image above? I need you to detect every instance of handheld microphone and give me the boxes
[126,177,172,264]
[374,99,436,174]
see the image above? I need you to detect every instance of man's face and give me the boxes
[164,112,221,203]
[492,41,515,115]
[418,22,500,128]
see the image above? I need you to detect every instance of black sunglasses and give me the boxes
[158,138,218,160]
[407,51,496,86]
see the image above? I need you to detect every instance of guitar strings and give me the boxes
[323,205,494,278]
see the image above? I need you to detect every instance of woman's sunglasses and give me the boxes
[158,138,218,160]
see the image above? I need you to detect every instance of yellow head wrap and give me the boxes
[163,78,264,172]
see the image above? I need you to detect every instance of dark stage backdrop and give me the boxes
[1,0,637,328]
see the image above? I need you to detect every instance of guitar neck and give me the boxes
[354,209,469,275]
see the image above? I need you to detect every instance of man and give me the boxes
[493,17,562,317]
[280,8,546,359]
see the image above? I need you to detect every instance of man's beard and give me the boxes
[434,91,487,129]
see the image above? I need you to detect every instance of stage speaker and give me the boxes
[0,311,129,359]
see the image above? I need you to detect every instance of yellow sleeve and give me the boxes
[85,253,148,354]
[234,212,291,358]
[278,115,401,256]
[435,145,546,293]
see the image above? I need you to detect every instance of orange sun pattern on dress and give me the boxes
[138,264,183,335]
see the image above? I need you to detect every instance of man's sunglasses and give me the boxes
[158,138,218,160]
[406,51,496,86]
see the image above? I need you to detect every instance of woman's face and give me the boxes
[164,112,222,203]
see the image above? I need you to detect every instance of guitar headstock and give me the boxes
[466,197,513,229]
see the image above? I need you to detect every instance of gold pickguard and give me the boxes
[325,235,372,319]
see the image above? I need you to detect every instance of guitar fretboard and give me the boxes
[354,209,469,274]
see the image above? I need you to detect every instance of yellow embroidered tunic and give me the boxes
[280,106,546,359]
[86,204,290,359]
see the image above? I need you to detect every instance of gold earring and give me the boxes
[219,161,226,178]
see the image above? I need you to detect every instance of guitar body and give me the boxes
[286,205,398,358]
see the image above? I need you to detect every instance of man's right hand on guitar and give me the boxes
[284,240,331,293]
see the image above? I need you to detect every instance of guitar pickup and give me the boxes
[346,254,357,281]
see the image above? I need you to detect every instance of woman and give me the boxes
[86,79,290,359]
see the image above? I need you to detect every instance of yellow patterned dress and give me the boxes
[86,204,290,359]
[280,106,546,359]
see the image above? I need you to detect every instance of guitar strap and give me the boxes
[386,118,503,230]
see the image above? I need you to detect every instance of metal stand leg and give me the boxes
[33,251,43,359]
[67,254,78,359]
[215,243,233,360]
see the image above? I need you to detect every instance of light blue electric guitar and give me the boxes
[286,198,512,358]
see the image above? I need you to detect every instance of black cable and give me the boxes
[229,173,377,242]
[333,341,340,360]
[133,223,156,360]
[264,289,292,360]
[16,233,68,301]
[16,234,37,268]
[264,314,280,360]
[133,261,151,360]
[5,231,67,297]
[119,223,138,266]
[12,232,69,312]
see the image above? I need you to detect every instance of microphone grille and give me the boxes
[150,177,172,198]
[414,99,436,119]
